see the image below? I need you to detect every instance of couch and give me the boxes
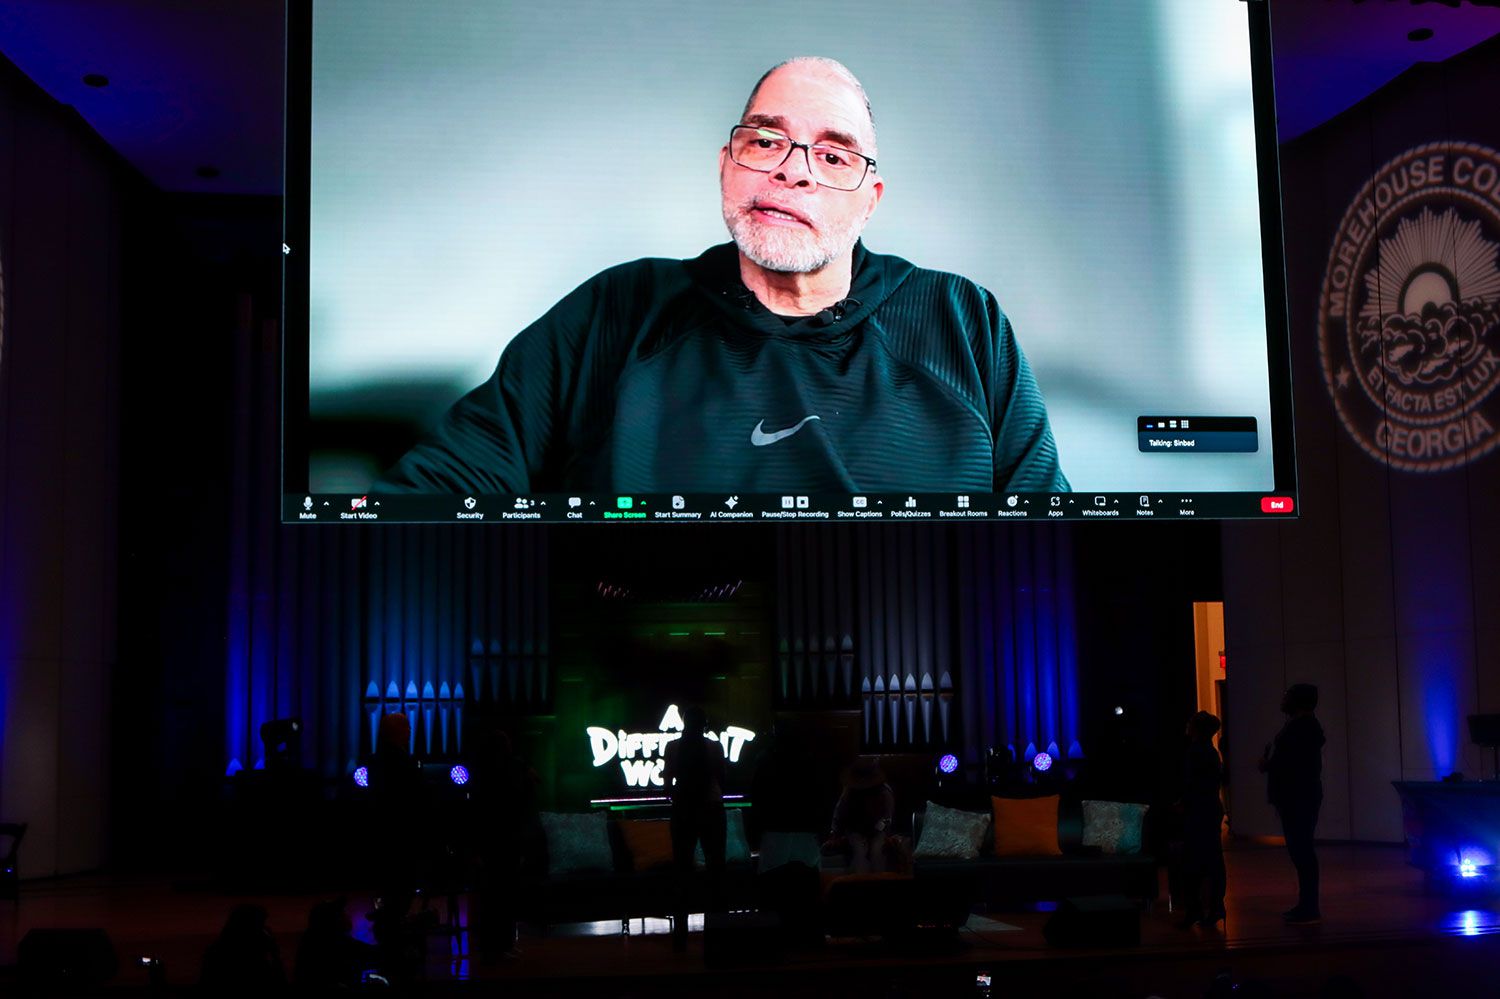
[909,793,1159,909]
[519,812,759,929]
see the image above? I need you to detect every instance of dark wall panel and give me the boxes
[0,57,123,876]
[1342,636,1404,842]
[1224,38,1500,842]
[6,95,68,663]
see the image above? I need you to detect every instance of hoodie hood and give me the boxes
[684,240,917,341]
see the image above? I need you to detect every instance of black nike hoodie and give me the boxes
[378,241,1067,494]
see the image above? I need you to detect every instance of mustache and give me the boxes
[738,197,818,229]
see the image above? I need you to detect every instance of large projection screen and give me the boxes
[286,0,1294,522]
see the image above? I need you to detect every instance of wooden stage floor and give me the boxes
[2,843,1498,997]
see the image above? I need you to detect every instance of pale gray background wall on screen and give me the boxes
[309,0,1274,491]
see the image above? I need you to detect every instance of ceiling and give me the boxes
[1269,0,1500,140]
[0,0,285,194]
[0,1,1498,196]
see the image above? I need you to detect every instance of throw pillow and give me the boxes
[539,811,613,875]
[618,819,675,870]
[1081,800,1151,855]
[990,795,1063,856]
[757,830,823,873]
[913,801,991,860]
[694,808,753,865]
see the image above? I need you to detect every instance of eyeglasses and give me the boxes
[727,125,876,192]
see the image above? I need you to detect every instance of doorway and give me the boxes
[1192,601,1228,821]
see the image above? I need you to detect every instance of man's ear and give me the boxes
[718,145,729,174]
[863,176,885,223]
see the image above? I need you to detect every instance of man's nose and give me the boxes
[771,145,815,188]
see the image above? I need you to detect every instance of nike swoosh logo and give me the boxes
[751,415,821,446]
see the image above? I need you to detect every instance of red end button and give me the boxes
[1260,496,1295,514]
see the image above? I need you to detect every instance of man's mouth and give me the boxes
[750,202,812,227]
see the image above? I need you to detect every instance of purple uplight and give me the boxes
[450,764,470,785]
[938,753,959,774]
[1032,752,1053,772]
[353,766,369,787]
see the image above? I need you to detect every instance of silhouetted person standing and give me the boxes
[1260,683,1325,924]
[663,705,727,950]
[366,712,428,978]
[470,727,537,962]
[750,723,824,842]
[1178,711,1226,928]
[750,724,826,945]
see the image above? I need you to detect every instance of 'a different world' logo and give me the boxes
[586,704,756,788]
[1319,142,1500,472]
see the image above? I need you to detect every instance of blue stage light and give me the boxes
[1451,846,1494,883]
[1033,752,1053,772]
[450,764,470,786]
[353,766,369,788]
[938,753,959,775]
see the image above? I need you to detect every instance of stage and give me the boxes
[2,843,1498,997]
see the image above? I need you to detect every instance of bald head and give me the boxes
[741,57,877,157]
[721,55,885,277]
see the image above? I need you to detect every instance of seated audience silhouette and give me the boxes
[200,903,287,995]
[830,759,896,873]
[294,896,375,990]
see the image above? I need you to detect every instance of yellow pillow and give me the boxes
[991,795,1062,856]
[617,819,675,870]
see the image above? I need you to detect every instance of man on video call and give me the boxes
[378,57,1068,495]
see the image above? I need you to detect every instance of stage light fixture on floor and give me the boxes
[449,764,470,786]
[1447,846,1495,890]
[1033,751,1054,773]
[260,717,302,771]
[934,752,960,788]
[353,766,369,788]
[986,745,1020,786]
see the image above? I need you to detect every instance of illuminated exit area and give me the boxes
[1192,600,1228,821]
[1192,601,1226,724]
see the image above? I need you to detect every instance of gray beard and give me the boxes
[723,202,863,273]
